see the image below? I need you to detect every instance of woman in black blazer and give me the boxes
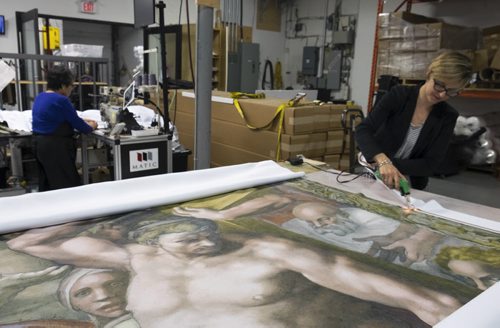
[356,51,473,190]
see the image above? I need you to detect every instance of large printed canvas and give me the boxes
[0,177,498,328]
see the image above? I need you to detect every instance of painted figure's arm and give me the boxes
[173,194,291,220]
[251,237,460,326]
[382,228,443,265]
[7,223,130,270]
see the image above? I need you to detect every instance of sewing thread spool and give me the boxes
[149,74,157,86]
[134,74,143,87]
[142,74,150,86]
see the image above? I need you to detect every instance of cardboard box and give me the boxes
[377,50,437,79]
[378,25,429,39]
[483,34,500,56]
[177,90,345,135]
[175,111,327,164]
[176,130,270,169]
[378,12,437,40]
[323,154,351,171]
[174,91,364,168]
[426,22,479,50]
[378,38,440,52]
[280,133,327,159]
[379,23,478,50]
[211,141,270,168]
[483,25,500,36]
[326,129,348,155]
[329,105,346,129]
[491,49,500,70]
[473,49,490,72]
[378,12,439,27]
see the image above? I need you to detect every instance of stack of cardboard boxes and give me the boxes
[377,12,479,80]
[480,25,500,82]
[174,91,361,170]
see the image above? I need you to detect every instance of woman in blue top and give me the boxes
[32,65,97,191]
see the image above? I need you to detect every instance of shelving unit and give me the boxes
[212,27,224,90]
[368,1,500,178]
[368,0,500,111]
[0,52,109,111]
[459,88,500,100]
[180,23,252,91]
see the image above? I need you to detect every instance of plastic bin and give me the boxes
[61,44,104,58]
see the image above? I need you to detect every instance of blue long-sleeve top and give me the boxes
[32,92,93,135]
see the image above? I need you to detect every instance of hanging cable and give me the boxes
[261,59,274,90]
[178,0,183,25]
[186,1,195,84]
[240,0,243,41]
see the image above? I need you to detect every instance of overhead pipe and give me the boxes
[317,0,330,78]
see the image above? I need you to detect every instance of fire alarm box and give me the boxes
[42,26,60,50]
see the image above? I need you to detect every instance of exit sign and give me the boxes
[80,1,96,14]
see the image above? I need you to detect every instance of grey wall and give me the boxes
[0,0,134,53]
[350,0,377,113]
[2,0,499,113]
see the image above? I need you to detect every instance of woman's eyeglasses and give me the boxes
[433,79,462,97]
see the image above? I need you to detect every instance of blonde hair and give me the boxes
[427,51,473,87]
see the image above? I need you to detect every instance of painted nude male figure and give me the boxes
[7,212,461,327]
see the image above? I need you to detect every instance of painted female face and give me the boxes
[70,271,128,318]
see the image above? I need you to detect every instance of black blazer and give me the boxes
[355,85,458,177]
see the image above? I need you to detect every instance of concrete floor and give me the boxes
[427,169,500,209]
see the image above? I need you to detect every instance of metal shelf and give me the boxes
[459,88,500,100]
[12,80,108,86]
[369,1,500,108]
[0,52,109,111]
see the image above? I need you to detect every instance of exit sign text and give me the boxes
[80,1,96,14]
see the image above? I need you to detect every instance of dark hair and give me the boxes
[47,65,74,90]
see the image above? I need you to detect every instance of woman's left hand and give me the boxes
[84,119,98,130]
[378,162,406,189]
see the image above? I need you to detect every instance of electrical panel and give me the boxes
[332,30,355,45]
[302,46,319,76]
[227,42,260,93]
[326,49,342,90]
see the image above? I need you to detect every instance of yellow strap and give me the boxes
[230,92,313,161]
[230,92,266,99]
[232,98,288,161]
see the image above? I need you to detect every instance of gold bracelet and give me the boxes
[377,160,392,168]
